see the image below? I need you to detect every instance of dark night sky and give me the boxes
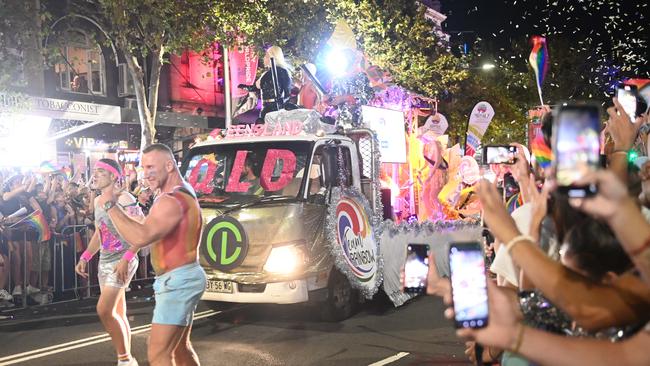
[440,0,648,80]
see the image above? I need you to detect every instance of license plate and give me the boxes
[206,279,233,293]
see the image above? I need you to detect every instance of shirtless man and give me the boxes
[98,144,206,366]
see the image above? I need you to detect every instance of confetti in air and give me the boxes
[450,0,648,99]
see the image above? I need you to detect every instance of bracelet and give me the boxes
[611,150,628,155]
[505,235,535,253]
[122,251,136,263]
[487,346,501,362]
[80,250,94,262]
[511,323,526,354]
[629,235,650,257]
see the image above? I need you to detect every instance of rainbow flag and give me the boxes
[24,210,52,242]
[529,36,549,106]
[62,166,72,180]
[506,192,524,214]
[39,161,58,174]
[531,133,553,169]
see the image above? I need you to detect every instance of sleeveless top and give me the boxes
[150,185,202,275]
[94,192,139,264]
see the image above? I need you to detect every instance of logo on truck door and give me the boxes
[201,216,249,271]
[335,197,377,283]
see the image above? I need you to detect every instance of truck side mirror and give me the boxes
[321,147,338,187]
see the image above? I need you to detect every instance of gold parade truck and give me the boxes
[180,115,384,321]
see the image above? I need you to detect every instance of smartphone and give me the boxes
[617,84,639,122]
[449,242,489,329]
[403,244,430,293]
[483,145,517,165]
[553,103,601,198]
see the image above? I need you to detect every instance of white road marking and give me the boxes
[0,310,219,365]
[368,352,410,366]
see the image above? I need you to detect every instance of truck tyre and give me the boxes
[319,268,358,322]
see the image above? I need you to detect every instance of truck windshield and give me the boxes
[181,141,313,204]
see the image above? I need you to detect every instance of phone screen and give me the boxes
[449,242,489,329]
[554,104,600,197]
[483,145,517,165]
[404,244,430,293]
[617,86,638,122]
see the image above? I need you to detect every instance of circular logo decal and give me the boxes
[335,197,377,282]
[201,216,248,271]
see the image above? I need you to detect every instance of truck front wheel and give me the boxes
[319,268,358,322]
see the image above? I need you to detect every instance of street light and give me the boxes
[462,63,497,71]
[481,63,496,71]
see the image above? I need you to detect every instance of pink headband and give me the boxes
[94,161,122,178]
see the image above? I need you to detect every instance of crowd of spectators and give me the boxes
[421,97,650,366]
[0,168,153,308]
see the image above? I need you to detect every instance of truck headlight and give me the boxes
[263,243,307,274]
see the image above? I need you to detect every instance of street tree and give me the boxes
[53,0,338,150]
[327,0,468,97]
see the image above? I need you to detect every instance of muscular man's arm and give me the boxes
[107,195,183,248]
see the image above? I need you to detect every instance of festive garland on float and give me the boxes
[325,186,384,299]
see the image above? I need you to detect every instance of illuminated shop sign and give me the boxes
[65,137,129,150]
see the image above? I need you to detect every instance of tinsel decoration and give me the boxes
[330,73,374,127]
[520,290,639,342]
[379,218,482,307]
[519,290,572,335]
[325,186,384,299]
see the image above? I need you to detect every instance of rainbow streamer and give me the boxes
[529,36,549,106]
[24,210,52,242]
[531,133,553,169]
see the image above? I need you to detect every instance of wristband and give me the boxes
[505,235,535,253]
[122,251,136,263]
[80,250,94,262]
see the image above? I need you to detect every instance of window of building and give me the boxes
[54,30,105,96]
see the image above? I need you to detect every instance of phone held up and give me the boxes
[553,102,601,198]
[403,243,430,293]
[482,145,518,165]
[449,241,489,329]
[616,84,648,123]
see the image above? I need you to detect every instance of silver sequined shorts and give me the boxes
[98,257,138,288]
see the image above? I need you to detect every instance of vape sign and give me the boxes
[335,197,378,283]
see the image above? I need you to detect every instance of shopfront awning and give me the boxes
[1,92,121,141]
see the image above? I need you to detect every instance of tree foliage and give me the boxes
[0,0,47,93]
[327,0,468,97]
[3,0,468,149]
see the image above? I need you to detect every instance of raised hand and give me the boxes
[606,97,643,151]
[568,170,631,221]
[476,180,521,244]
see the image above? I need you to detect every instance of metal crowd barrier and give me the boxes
[1,224,156,311]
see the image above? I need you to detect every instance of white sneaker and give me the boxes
[0,289,12,301]
[11,286,22,296]
[116,357,139,366]
[26,285,40,296]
